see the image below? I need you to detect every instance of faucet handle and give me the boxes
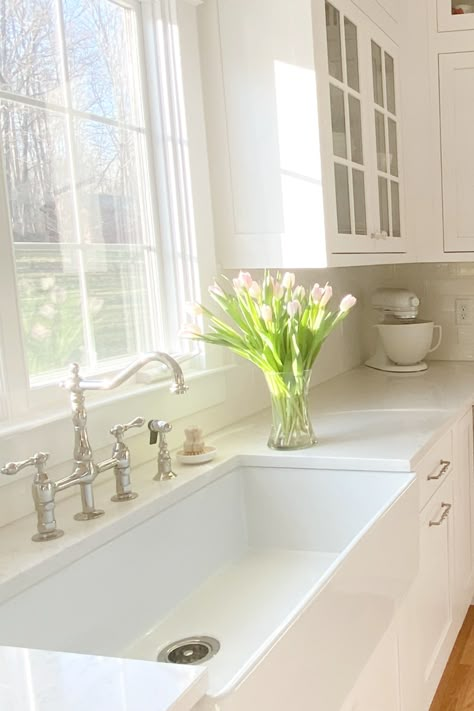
[110,417,145,441]
[1,452,49,477]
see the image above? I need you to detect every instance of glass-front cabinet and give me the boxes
[323,0,405,254]
[198,0,407,268]
[438,0,474,31]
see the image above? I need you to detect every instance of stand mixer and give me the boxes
[365,288,442,373]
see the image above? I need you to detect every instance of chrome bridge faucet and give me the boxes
[1,352,187,542]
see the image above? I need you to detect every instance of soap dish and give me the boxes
[176,446,217,465]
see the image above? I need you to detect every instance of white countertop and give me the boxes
[2,360,474,710]
[0,646,207,711]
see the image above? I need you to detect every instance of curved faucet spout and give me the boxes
[62,352,188,395]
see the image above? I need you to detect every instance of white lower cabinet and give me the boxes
[399,474,455,711]
[342,408,474,711]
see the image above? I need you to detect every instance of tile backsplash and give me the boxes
[290,262,474,371]
[376,263,474,362]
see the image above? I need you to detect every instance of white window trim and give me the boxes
[0,0,216,429]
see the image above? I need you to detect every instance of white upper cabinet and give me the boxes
[440,52,474,252]
[437,0,474,32]
[198,0,407,269]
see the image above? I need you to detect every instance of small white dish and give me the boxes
[176,445,217,465]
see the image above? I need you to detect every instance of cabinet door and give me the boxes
[453,409,474,625]
[366,25,406,253]
[209,0,327,268]
[398,475,454,711]
[320,0,375,254]
[440,53,474,252]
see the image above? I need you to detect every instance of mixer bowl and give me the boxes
[377,321,442,366]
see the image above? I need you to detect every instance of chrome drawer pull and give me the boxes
[427,460,451,481]
[429,503,452,527]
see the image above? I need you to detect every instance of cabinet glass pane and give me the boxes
[388,118,398,177]
[353,169,367,235]
[378,177,389,234]
[391,181,400,236]
[330,85,347,159]
[371,41,384,107]
[375,111,386,172]
[335,164,351,234]
[344,18,359,92]
[325,3,343,82]
[385,53,396,115]
[349,95,363,164]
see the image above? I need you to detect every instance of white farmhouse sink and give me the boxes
[0,465,417,711]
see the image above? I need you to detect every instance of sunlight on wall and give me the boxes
[273,60,327,266]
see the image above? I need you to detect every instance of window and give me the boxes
[0,0,199,420]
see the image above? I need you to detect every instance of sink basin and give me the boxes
[0,464,417,711]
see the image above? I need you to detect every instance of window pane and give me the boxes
[330,85,347,159]
[371,41,384,107]
[352,169,367,235]
[385,52,396,115]
[378,176,389,234]
[388,118,398,177]
[0,0,64,104]
[325,3,343,82]
[74,120,148,245]
[14,245,85,378]
[391,181,401,236]
[63,0,143,125]
[349,95,363,164]
[344,18,359,92]
[84,245,155,362]
[375,110,386,172]
[0,102,76,244]
[335,163,351,234]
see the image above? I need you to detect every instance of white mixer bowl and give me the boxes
[377,320,442,366]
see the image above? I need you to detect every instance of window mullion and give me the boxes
[55,0,97,369]
[0,159,30,418]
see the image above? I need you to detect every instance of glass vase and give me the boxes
[264,370,316,450]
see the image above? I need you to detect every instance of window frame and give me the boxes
[0,0,203,423]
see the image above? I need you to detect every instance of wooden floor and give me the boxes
[430,606,474,710]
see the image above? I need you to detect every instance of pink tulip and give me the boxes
[261,304,273,323]
[310,283,323,303]
[287,300,301,317]
[282,272,296,290]
[294,285,306,300]
[271,278,284,299]
[249,281,261,299]
[236,271,253,289]
[320,284,333,307]
[179,323,203,338]
[339,294,357,312]
[185,301,203,317]
[208,283,224,297]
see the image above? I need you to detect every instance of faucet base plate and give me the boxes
[111,492,138,502]
[74,509,105,521]
[32,529,64,543]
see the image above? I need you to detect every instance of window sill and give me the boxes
[0,364,235,440]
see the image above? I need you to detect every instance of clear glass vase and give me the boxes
[264,370,316,450]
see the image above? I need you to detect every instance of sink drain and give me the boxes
[157,636,220,665]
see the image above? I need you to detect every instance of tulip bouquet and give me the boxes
[181,271,356,449]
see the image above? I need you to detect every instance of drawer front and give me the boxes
[417,429,453,511]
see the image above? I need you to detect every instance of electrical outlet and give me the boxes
[456,299,474,325]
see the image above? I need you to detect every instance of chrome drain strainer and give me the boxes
[157,636,220,665]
